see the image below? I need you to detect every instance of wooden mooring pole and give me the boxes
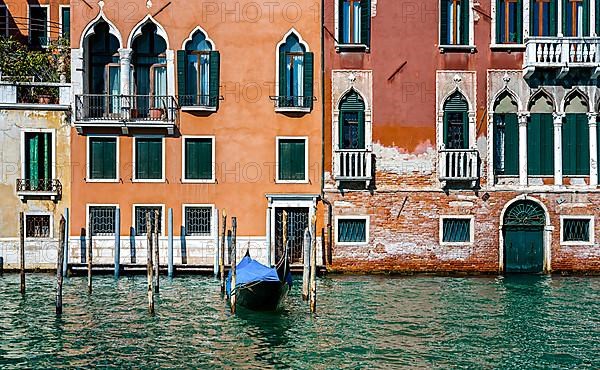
[19,212,25,295]
[87,226,92,294]
[302,228,310,301]
[230,217,237,314]
[56,215,66,315]
[154,210,160,293]
[0,256,3,275]
[167,208,174,278]
[114,208,120,279]
[220,210,227,295]
[309,215,317,313]
[146,212,154,315]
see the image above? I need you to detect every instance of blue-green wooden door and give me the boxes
[504,227,544,273]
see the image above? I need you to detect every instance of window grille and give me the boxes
[185,207,212,236]
[135,206,162,235]
[563,219,590,242]
[442,218,471,243]
[89,206,116,236]
[26,215,50,238]
[338,219,367,243]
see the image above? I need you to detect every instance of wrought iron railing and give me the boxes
[75,94,178,123]
[16,178,62,194]
[438,149,479,181]
[270,95,315,109]
[177,94,220,108]
[335,149,372,181]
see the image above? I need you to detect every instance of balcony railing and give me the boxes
[75,94,179,134]
[335,149,372,186]
[270,95,314,112]
[524,37,600,78]
[178,94,220,111]
[0,81,70,107]
[16,179,62,200]
[439,149,479,184]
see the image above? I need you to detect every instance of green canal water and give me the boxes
[0,274,598,369]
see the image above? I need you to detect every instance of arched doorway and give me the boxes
[503,200,546,273]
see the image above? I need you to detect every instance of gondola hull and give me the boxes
[236,281,290,311]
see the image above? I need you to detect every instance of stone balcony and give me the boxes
[523,37,600,78]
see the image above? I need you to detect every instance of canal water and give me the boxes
[0,274,598,369]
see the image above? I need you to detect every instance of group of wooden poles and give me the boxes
[15,209,318,316]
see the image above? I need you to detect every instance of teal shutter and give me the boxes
[516,0,523,42]
[90,138,116,179]
[279,52,287,107]
[360,0,370,46]
[583,0,590,36]
[279,140,290,180]
[358,111,365,148]
[462,111,469,148]
[177,50,187,98]
[105,139,116,179]
[562,0,567,35]
[136,139,148,179]
[562,114,589,175]
[209,51,220,108]
[504,113,520,175]
[496,0,503,42]
[43,133,50,181]
[563,115,576,175]
[136,138,162,180]
[303,52,313,109]
[279,139,305,180]
[292,140,306,180]
[576,114,590,175]
[339,0,345,41]
[185,138,212,179]
[149,139,162,179]
[28,134,39,184]
[540,114,555,176]
[550,0,557,35]
[460,0,470,45]
[528,114,541,175]
[440,0,449,44]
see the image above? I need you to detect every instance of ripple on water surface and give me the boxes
[0,274,598,369]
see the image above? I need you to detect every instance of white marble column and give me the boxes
[518,112,529,186]
[557,0,563,36]
[118,48,132,96]
[588,113,598,186]
[553,113,564,186]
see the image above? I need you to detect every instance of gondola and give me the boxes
[226,248,292,311]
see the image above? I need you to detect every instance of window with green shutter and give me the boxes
[496,0,522,43]
[339,0,371,46]
[563,0,590,36]
[442,218,471,243]
[278,138,306,181]
[562,218,591,242]
[61,7,70,38]
[563,113,590,176]
[338,218,367,243]
[494,113,519,175]
[278,33,313,109]
[185,138,213,180]
[527,113,554,176]
[89,137,117,180]
[24,132,52,190]
[135,138,163,180]
[530,0,558,36]
[340,91,366,149]
[440,0,470,45]
[443,92,469,149]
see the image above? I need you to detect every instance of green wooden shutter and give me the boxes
[43,133,50,181]
[528,114,541,175]
[91,138,116,179]
[496,0,503,42]
[550,0,557,36]
[106,139,116,179]
[504,113,520,175]
[339,0,345,42]
[583,0,590,36]
[516,0,523,42]
[563,114,576,175]
[292,140,306,180]
[28,134,39,184]
[303,52,314,109]
[279,140,290,180]
[176,50,187,98]
[185,138,212,179]
[443,112,449,146]
[540,113,555,176]
[460,0,470,45]
[562,0,567,35]
[462,111,469,148]
[136,139,148,179]
[209,51,220,108]
[279,52,287,98]
[440,0,449,44]
[149,139,162,179]
[90,138,103,179]
[279,139,305,180]
[360,0,370,46]
[576,114,590,175]
[358,111,365,149]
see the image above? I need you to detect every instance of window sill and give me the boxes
[490,43,526,51]
[439,45,476,54]
[440,241,474,246]
[17,191,59,201]
[131,179,166,183]
[181,105,217,112]
[181,179,216,184]
[184,235,216,240]
[335,43,369,53]
[86,179,120,183]
[561,241,594,246]
[336,241,368,246]
[275,106,311,114]
[275,179,309,184]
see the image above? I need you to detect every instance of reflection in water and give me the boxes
[0,274,598,368]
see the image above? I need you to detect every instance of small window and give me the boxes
[277,33,313,109]
[531,0,557,36]
[337,218,367,243]
[29,6,48,48]
[89,206,116,236]
[562,218,592,243]
[563,0,589,37]
[278,138,307,182]
[135,138,163,180]
[23,132,53,191]
[440,0,470,46]
[135,206,162,236]
[25,214,50,238]
[339,0,370,45]
[442,218,472,243]
[0,6,8,37]
[61,7,70,38]
[184,206,212,236]
[496,0,522,43]
[89,137,117,180]
[184,137,213,181]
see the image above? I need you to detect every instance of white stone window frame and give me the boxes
[28,4,50,47]
[132,203,166,238]
[86,135,120,183]
[560,215,595,246]
[180,26,218,112]
[436,73,477,153]
[59,5,70,38]
[132,135,166,183]
[181,135,216,183]
[181,204,217,240]
[439,215,475,246]
[86,203,119,239]
[24,211,53,240]
[274,28,312,113]
[0,5,8,37]
[334,0,371,52]
[438,0,476,53]
[490,0,527,49]
[20,128,57,183]
[275,136,310,184]
[334,215,370,246]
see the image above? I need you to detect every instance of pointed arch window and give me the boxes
[493,93,519,176]
[530,0,557,36]
[563,94,590,175]
[440,0,470,45]
[443,92,469,149]
[177,30,220,108]
[496,0,522,43]
[339,91,366,149]
[277,33,314,109]
[527,94,554,176]
[562,0,589,36]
